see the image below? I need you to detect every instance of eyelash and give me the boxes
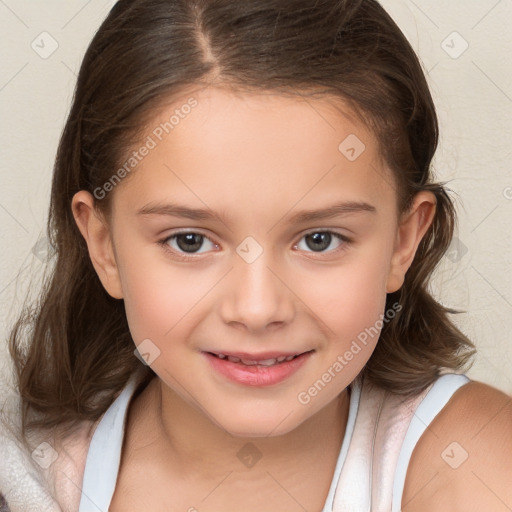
[157,229,352,261]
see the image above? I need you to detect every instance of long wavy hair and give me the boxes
[7,0,475,442]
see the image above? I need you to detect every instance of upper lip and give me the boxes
[205,350,313,361]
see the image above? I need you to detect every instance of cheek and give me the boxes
[116,243,206,342]
[298,243,393,346]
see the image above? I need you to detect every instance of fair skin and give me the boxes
[72,87,511,511]
[403,381,512,512]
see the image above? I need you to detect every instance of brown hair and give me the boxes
[7,0,476,441]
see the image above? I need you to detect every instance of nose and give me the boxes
[218,248,296,333]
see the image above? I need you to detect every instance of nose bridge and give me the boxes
[219,238,295,331]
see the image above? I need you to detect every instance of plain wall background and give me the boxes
[0,0,511,395]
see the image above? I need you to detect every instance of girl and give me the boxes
[1,0,511,511]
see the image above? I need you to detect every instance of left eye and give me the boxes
[294,231,348,253]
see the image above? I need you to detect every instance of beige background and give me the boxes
[1,1,511,395]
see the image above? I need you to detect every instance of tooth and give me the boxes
[276,356,287,362]
[258,358,278,366]
[217,354,226,359]
[284,355,295,361]
[240,358,259,366]
[227,356,241,363]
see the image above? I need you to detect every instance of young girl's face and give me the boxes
[79,86,432,437]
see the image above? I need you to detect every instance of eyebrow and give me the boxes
[136,200,377,224]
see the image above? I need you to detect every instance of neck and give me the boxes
[148,377,351,480]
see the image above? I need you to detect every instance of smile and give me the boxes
[210,352,302,366]
[203,350,314,386]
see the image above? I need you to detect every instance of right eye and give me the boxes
[158,231,220,260]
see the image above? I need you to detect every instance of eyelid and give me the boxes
[298,227,351,240]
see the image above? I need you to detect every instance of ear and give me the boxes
[71,190,124,299]
[386,191,436,293]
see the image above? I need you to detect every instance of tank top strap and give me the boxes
[332,372,470,512]
[78,372,142,512]
[391,373,470,511]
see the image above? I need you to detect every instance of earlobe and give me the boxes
[71,191,124,299]
[386,191,436,293]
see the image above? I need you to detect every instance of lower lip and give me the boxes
[204,351,313,387]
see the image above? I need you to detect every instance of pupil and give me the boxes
[177,233,203,253]
[306,232,331,252]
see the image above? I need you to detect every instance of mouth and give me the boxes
[206,351,310,367]
[203,350,314,386]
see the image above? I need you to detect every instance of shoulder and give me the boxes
[402,379,512,512]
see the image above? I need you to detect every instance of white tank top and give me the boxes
[78,371,470,512]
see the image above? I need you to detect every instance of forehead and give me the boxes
[112,86,397,222]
